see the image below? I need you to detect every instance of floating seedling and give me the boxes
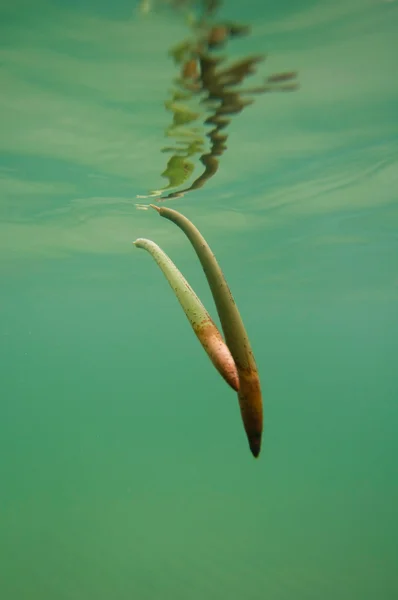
[133,237,239,392]
[134,206,263,458]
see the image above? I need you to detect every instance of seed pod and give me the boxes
[150,206,263,458]
[133,238,239,392]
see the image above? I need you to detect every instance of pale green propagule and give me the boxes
[133,205,263,458]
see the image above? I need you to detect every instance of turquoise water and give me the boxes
[1,1,398,598]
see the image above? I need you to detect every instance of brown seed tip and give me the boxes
[150,204,161,213]
[249,435,262,458]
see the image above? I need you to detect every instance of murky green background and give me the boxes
[1,1,398,598]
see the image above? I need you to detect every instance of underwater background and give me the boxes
[1,0,398,598]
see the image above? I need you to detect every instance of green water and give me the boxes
[1,1,398,598]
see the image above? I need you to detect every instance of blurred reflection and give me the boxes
[137,0,299,202]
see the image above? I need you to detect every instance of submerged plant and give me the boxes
[134,206,263,458]
[133,237,239,392]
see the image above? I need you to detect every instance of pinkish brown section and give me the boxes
[194,319,240,392]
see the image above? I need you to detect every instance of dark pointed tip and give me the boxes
[249,436,262,458]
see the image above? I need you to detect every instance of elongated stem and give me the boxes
[150,206,263,458]
[134,238,239,392]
